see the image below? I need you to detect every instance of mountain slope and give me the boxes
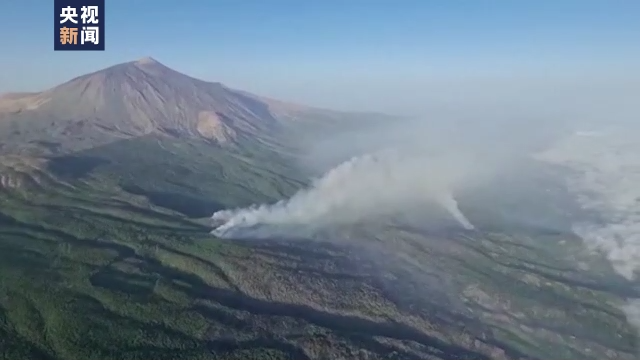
[0,58,637,360]
[1,153,637,360]
[0,57,369,157]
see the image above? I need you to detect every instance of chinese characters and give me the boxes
[59,26,78,45]
[54,1,104,50]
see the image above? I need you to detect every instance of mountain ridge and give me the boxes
[0,57,381,156]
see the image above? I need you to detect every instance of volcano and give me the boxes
[0,57,349,156]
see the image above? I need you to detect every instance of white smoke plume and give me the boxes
[535,128,640,330]
[210,73,640,339]
[211,74,640,240]
[212,148,475,238]
[211,99,573,239]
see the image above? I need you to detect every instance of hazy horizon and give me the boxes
[1,1,639,115]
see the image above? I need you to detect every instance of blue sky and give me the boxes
[0,1,638,113]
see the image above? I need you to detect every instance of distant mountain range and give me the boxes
[0,57,388,156]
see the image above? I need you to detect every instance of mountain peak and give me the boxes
[0,58,326,155]
[134,56,160,65]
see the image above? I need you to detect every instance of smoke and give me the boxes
[211,96,590,239]
[209,73,640,346]
[535,128,640,331]
[215,72,640,237]
[437,191,474,230]
[212,148,476,238]
[209,75,640,340]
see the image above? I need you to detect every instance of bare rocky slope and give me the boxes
[0,57,374,156]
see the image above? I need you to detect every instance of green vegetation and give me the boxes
[47,135,305,215]
[0,135,637,360]
[0,136,309,359]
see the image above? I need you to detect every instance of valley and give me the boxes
[0,59,637,360]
